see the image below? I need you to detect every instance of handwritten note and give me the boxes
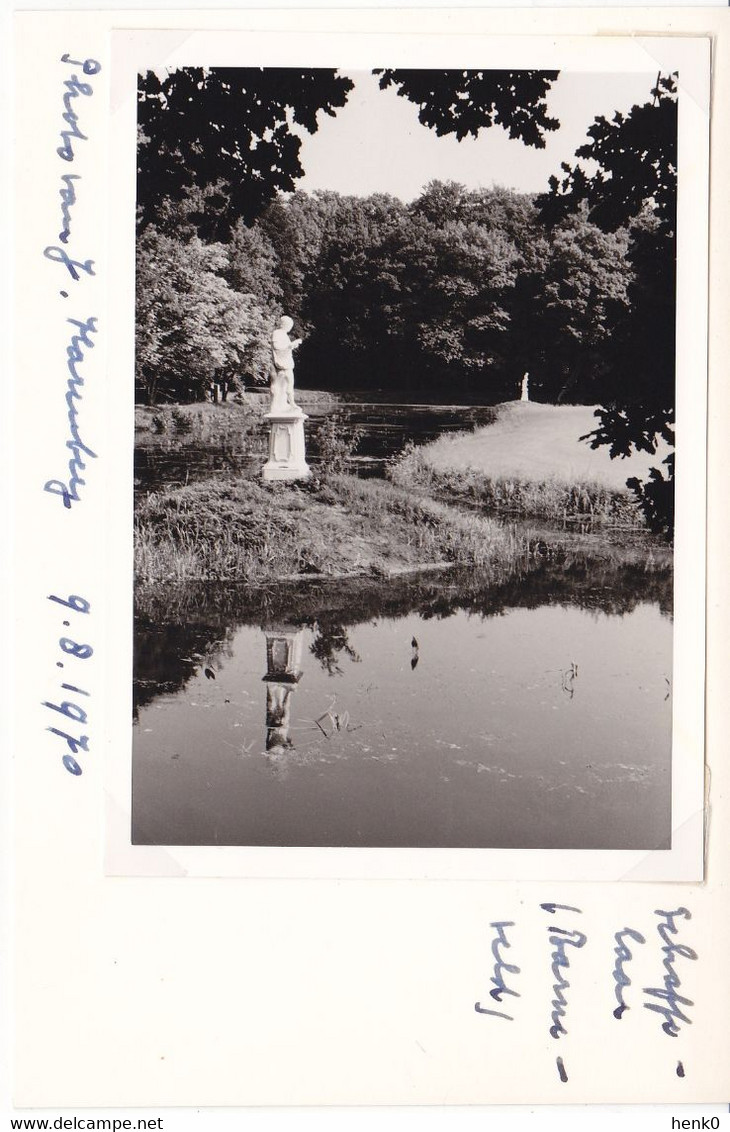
[475,904,697,1085]
[40,53,101,776]
[43,53,101,510]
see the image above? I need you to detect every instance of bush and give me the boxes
[313,413,364,478]
[627,466,674,537]
[171,408,194,435]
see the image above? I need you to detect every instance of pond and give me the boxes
[134,399,499,494]
[309,400,500,472]
[132,562,673,850]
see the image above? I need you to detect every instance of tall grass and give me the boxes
[325,473,517,568]
[389,443,645,529]
[134,473,517,584]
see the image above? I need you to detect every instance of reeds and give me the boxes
[388,444,645,528]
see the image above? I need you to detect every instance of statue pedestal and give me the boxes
[262,409,311,482]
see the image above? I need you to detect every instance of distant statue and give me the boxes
[520,372,530,402]
[270,315,302,412]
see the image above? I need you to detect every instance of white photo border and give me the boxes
[105,28,709,882]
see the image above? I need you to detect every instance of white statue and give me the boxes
[520,372,530,402]
[263,321,311,480]
[270,315,302,412]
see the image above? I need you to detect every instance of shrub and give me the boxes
[313,413,364,478]
[170,407,194,435]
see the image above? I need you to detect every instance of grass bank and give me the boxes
[135,473,518,585]
[390,401,671,528]
[134,397,673,586]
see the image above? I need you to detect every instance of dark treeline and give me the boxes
[136,180,637,405]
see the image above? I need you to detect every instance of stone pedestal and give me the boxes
[263,627,304,682]
[262,409,311,482]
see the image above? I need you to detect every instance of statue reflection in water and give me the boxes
[263,626,304,776]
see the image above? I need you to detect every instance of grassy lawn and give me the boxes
[390,402,671,527]
[417,402,670,490]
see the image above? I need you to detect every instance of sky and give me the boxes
[294,70,659,200]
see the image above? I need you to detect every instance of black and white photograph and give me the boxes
[14,6,730,1114]
[132,62,679,852]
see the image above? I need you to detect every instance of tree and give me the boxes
[137,67,353,239]
[511,211,633,403]
[375,70,560,147]
[225,220,283,311]
[540,75,677,237]
[298,189,523,396]
[144,180,238,244]
[255,191,345,331]
[297,193,413,388]
[538,74,678,532]
[410,180,471,224]
[402,215,520,385]
[135,227,272,403]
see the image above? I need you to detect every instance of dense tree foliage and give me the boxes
[225,219,283,311]
[135,180,635,404]
[376,70,560,147]
[135,227,272,403]
[294,185,632,400]
[540,75,677,236]
[514,211,632,403]
[137,67,353,240]
[538,74,678,532]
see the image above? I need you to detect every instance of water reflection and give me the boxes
[134,547,672,716]
[310,622,362,676]
[264,627,303,767]
[561,662,579,700]
[132,597,671,849]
